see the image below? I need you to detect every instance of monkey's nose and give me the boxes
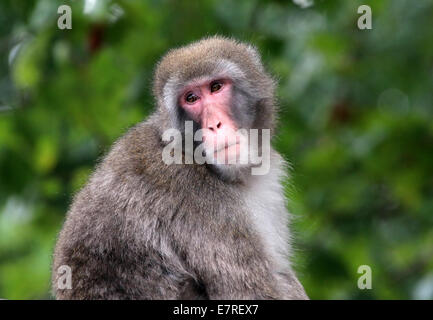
[208,121,222,131]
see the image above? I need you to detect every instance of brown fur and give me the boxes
[52,36,308,300]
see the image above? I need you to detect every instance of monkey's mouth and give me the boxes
[213,142,240,154]
[211,142,243,165]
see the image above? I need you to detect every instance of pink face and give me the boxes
[179,79,241,160]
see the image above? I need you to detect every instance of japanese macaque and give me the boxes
[52,36,308,300]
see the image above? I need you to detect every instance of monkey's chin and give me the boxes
[207,151,251,183]
[210,162,251,183]
[203,143,252,182]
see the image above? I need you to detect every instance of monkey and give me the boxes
[52,36,309,300]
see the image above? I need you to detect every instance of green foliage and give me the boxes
[0,0,432,299]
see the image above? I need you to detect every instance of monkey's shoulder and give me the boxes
[104,119,219,190]
[75,119,227,215]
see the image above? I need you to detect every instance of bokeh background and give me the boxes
[1,0,432,299]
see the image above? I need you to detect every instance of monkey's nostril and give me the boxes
[216,122,222,129]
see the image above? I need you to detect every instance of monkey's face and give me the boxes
[156,37,275,179]
[179,78,246,164]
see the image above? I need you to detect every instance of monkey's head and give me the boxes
[153,36,277,181]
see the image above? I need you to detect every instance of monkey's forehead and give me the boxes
[153,36,266,97]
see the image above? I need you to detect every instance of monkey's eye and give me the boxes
[210,81,223,93]
[185,92,199,104]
